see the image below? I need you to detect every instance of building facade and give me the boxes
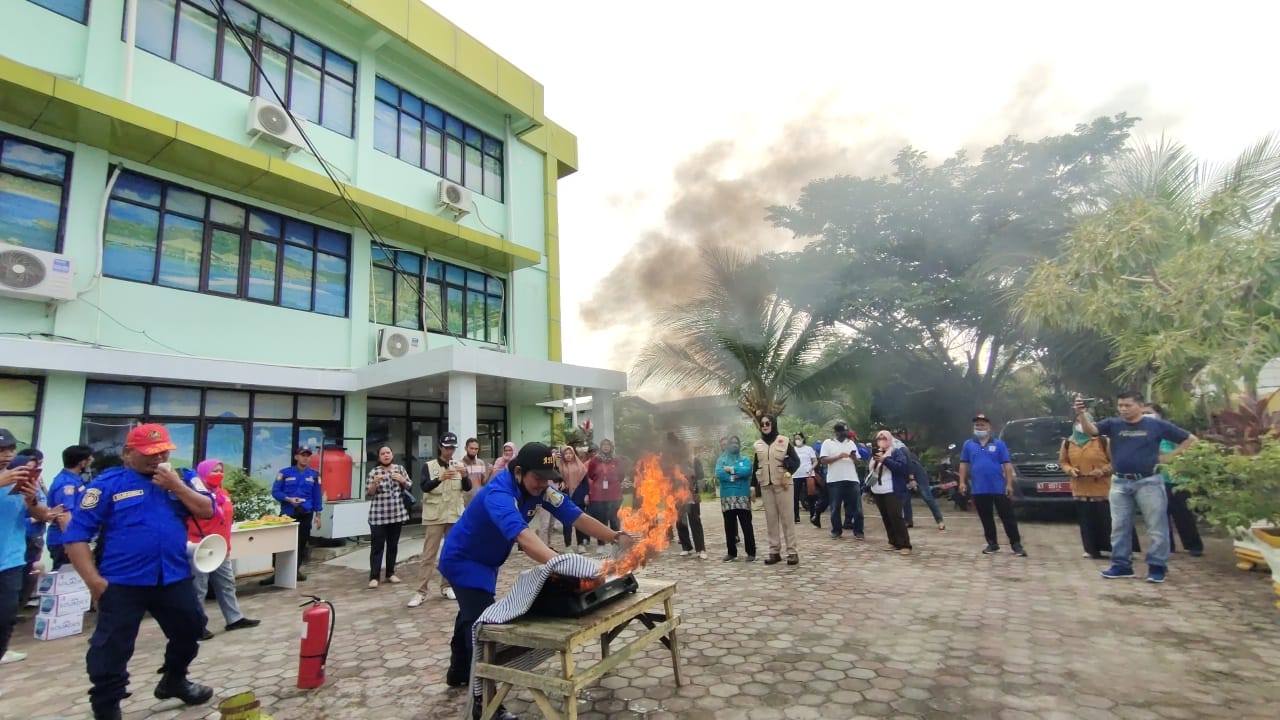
[0,0,624,535]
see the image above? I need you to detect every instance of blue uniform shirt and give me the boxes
[272,466,324,514]
[439,469,583,595]
[1095,417,1190,476]
[0,486,27,572]
[60,466,214,586]
[44,468,85,547]
[23,486,47,538]
[961,437,1012,495]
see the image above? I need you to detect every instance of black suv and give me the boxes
[1000,417,1075,509]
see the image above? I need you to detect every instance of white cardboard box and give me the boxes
[33,612,84,640]
[37,569,88,596]
[38,589,92,617]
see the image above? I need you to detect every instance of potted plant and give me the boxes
[1168,392,1280,609]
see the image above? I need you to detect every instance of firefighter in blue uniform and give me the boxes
[269,446,323,582]
[440,442,636,720]
[45,443,92,570]
[61,424,216,720]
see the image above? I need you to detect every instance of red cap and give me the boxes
[126,423,177,456]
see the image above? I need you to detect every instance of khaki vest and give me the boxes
[422,458,467,525]
[753,436,792,486]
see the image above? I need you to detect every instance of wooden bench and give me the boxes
[472,578,681,720]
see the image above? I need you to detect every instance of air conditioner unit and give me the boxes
[246,96,307,152]
[437,180,472,219]
[0,242,75,302]
[377,328,426,361]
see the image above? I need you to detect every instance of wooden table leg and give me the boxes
[663,597,683,686]
[481,641,495,713]
[562,649,577,720]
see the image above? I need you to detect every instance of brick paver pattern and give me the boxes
[4,508,1280,719]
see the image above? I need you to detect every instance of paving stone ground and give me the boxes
[4,505,1280,719]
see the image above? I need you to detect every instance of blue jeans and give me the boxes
[1110,475,1169,569]
[900,483,944,524]
[828,482,863,535]
[192,557,244,627]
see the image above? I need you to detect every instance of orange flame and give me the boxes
[601,454,692,576]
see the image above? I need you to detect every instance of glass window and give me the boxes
[445,287,463,335]
[247,238,278,301]
[424,127,443,175]
[393,273,420,329]
[290,61,323,123]
[314,254,347,316]
[0,135,70,252]
[280,244,313,310]
[466,289,486,340]
[375,78,398,105]
[209,198,245,228]
[205,423,246,469]
[104,201,160,283]
[166,187,206,218]
[424,279,443,331]
[157,213,203,290]
[321,75,354,137]
[137,0,177,57]
[444,116,464,138]
[284,219,313,247]
[165,423,198,468]
[422,104,444,129]
[398,116,422,166]
[486,295,503,343]
[373,101,398,156]
[445,265,465,286]
[112,172,162,206]
[0,377,39,412]
[83,383,146,415]
[149,386,202,416]
[316,229,347,256]
[370,265,394,325]
[249,209,281,238]
[297,395,341,421]
[28,0,89,23]
[174,2,218,78]
[222,0,257,33]
[257,44,289,101]
[324,51,354,83]
[367,398,406,416]
[483,155,503,201]
[205,390,250,418]
[463,145,483,192]
[206,229,240,294]
[258,17,291,49]
[253,393,293,418]
[445,138,463,183]
[249,421,293,480]
[1,138,67,181]
[466,271,486,291]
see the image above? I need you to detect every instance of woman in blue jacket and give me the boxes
[715,436,756,562]
[867,430,912,554]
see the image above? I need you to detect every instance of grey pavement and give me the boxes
[4,505,1280,719]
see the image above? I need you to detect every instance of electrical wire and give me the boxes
[212,0,473,347]
[73,296,193,355]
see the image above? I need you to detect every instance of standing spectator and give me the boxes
[820,423,865,539]
[893,435,946,531]
[1058,417,1134,559]
[558,445,590,551]
[958,413,1027,557]
[14,448,48,609]
[791,433,817,524]
[408,434,468,606]
[268,447,323,583]
[187,460,259,638]
[365,446,411,589]
[460,438,489,506]
[1076,393,1196,583]
[807,439,829,526]
[668,435,706,560]
[60,424,216,720]
[487,442,516,482]
[535,447,567,548]
[715,436,755,562]
[751,415,800,566]
[1,431,36,668]
[46,444,92,570]
[1146,403,1204,557]
[585,439,625,556]
[867,430,912,554]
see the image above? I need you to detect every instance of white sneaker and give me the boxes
[367,579,379,589]
[387,575,402,584]
[679,550,691,557]
[0,651,27,665]
[406,593,425,608]
[443,587,456,600]
[698,551,708,560]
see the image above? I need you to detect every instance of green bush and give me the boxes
[1169,435,1280,532]
[223,467,279,523]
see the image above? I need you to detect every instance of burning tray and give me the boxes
[527,573,639,618]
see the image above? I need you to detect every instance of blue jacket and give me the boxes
[272,465,324,514]
[439,469,583,595]
[61,466,214,586]
[44,468,85,547]
[880,448,911,494]
[714,451,753,497]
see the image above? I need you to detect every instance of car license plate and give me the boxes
[1036,481,1072,493]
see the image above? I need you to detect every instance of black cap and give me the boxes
[513,442,561,481]
[0,428,16,449]
[295,445,313,455]
[439,432,458,448]
[833,422,848,432]
[972,413,992,423]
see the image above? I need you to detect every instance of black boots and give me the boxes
[92,705,122,720]
[154,675,214,705]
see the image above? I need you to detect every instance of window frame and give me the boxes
[25,0,90,24]
[0,132,73,253]
[129,0,356,137]
[372,76,505,202]
[370,249,506,344]
[0,375,45,450]
[103,168,351,317]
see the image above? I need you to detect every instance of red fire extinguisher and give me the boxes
[298,595,335,689]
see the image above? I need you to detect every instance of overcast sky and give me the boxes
[428,0,1280,385]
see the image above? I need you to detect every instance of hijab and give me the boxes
[559,446,588,493]
[492,442,516,473]
[196,459,224,490]
[759,416,779,445]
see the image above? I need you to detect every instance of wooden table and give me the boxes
[472,578,681,720]
[228,522,298,589]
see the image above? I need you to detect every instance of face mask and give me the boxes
[206,471,224,488]
[1073,424,1083,434]
[973,428,989,439]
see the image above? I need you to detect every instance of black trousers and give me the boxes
[973,494,1021,546]
[88,579,202,713]
[1077,499,1142,556]
[677,502,705,552]
[871,493,912,549]
[369,522,404,580]
[291,510,314,564]
[722,508,756,558]
[1165,483,1204,553]
[0,565,22,660]
[49,543,70,570]
[448,585,496,684]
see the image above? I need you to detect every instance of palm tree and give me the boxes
[631,245,851,429]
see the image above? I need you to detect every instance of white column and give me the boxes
[593,391,616,447]
[447,372,478,443]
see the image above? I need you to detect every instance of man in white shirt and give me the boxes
[820,423,867,540]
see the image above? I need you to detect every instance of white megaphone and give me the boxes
[187,534,228,574]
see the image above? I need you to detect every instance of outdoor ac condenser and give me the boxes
[247,96,307,152]
[437,179,472,219]
[0,242,75,302]
[377,328,426,361]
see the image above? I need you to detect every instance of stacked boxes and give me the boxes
[34,569,90,640]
